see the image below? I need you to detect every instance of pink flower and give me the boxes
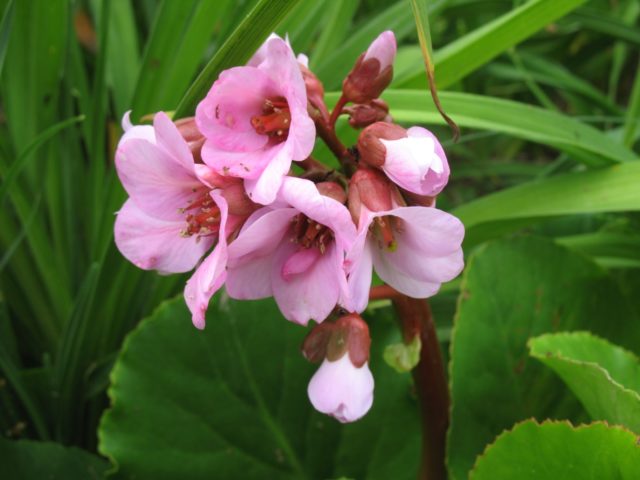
[308,355,374,423]
[225,177,356,325]
[303,313,374,423]
[346,169,464,312]
[343,31,397,104]
[196,36,315,205]
[358,122,450,197]
[114,112,254,328]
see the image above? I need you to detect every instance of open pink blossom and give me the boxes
[225,177,356,325]
[196,36,315,205]
[114,112,254,328]
[307,354,374,423]
[346,169,464,312]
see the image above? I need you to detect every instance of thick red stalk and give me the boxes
[392,296,448,480]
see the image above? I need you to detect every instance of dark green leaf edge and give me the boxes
[96,295,183,475]
[469,419,640,478]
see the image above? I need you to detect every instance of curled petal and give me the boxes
[184,191,230,329]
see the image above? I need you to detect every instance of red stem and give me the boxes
[369,284,404,301]
[392,296,449,480]
[329,93,348,129]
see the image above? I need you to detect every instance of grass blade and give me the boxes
[173,0,302,119]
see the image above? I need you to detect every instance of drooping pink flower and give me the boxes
[114,112,255,328]
[304,313,374,423]
[343,31,397,104]
[225,177,356,325]
[195,36,315,205]
[308,355,374,423]
[358,122,450,197]
[346,169,464,313]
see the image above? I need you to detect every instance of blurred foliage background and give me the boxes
[1,0,640,478]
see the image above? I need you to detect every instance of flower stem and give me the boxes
[369,284,404,301]
[314,118,357,176]
[329,93,348,129]
[392,296,448,480]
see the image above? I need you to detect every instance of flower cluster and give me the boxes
[114,31,464,423]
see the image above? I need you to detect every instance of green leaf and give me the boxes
[529,332,640,433]
[0,437,108,479]
[470,421,640,479]
[447,236,640,480]
[131,0,233,119]
[0,0,14,78]
[173,0,302,119]
[395,0,587,89]
[98,297,420,479]
[376,90,637,165]
[452,162,640,246]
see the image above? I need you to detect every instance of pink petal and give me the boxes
[225,207,297,299]
[371,207,464,297]
[272,241,342,325]
[247,33,286,67]
[278,177,357,250]
[115,137,202,221]
[307,356,374,423]
[281,247,321,281]
[119,112,155,144]
[153,112,195,172]
[243,143,291,204]
[345,232,374,314]
[201,141,277,180]
[195,67,274,152]
[114,199,213,274]
[381,127,450,196]
[363,30,396,70]
[183,191,230,329]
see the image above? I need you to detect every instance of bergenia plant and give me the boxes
[114,31,463,429]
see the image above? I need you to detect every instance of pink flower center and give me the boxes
[251,96,291,142]
[179,192,221,238]
[291,214,333,254]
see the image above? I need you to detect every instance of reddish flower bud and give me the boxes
[342,31,396,104]
[348,168,395,224]
[175,117,205,163]
[317,181,347,204]
[336,314,371,368]
[299,63,329,121]
[220,182,259,217]
[357,121,406,167]
[345,99,392,129]
[301,322,335,363]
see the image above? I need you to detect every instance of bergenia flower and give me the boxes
[225,177,356,325]
[195,35,315,205]
[346,169,464,313]
[304,314,374,423]
[114,112,255,328]
[358,122,450,197]
[343,30,397,104]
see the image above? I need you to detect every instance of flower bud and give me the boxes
[348,168,394,224]
[345,99,391,129]
[175,117,205,163]
[305,314,374,423]
[342,31,396,104]
[357,122,406,167]
[358,123,450,197]
[317,181,347,204]
[220,182,258,217]
[299,63,329,121]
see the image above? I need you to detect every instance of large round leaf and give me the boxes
[98,296,420,479]
[470,421,640,479]
[447,236,640,480]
